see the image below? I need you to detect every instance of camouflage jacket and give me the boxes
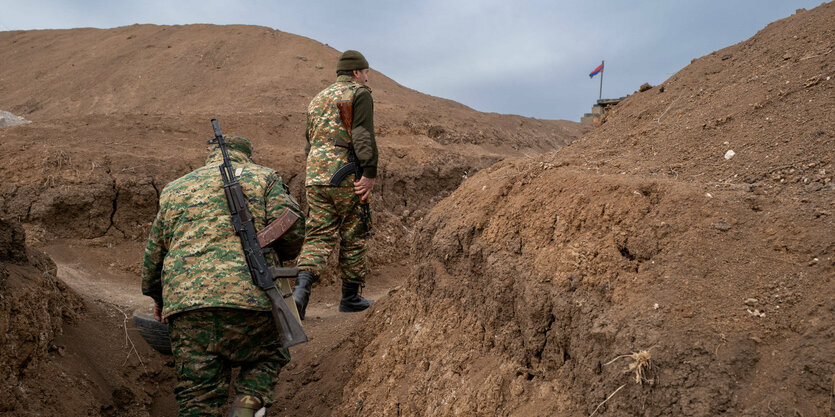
[141,148,305,318]
[305,75,376,185]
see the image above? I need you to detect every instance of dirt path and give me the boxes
[39,239,407,415]
[45,243,148,309]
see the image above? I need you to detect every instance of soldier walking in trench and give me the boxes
[292,50,378,319]
[141,136,305,416]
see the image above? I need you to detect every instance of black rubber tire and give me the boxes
[132,310,173,355]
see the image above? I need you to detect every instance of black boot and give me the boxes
[339,281,373,313]
[292,271,315,320]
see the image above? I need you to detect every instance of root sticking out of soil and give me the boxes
[604,349,655,385]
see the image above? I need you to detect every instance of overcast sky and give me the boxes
[0,0,826,120]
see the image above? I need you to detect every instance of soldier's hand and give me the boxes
[154,303,168,324]
[354,176,375,202]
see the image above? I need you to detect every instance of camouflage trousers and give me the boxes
[168,308,290,417]
[296,185,367,284]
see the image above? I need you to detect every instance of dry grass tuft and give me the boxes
[605,349,655,385]
[590,349,657,415]
[627,350,654,385]
[41,150,71,170]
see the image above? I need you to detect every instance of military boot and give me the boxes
[338,281,373,313]
[292,270,315,320]
[228,395,262,417]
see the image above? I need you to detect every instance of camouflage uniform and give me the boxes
[169,309,290,415]
[141,136,304,416]
[297,74,377,284]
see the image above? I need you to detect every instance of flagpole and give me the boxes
[598,60,604,101]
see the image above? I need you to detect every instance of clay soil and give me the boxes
[339,4,834,417]
[1,4,833,417]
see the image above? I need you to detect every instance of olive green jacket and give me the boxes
[304,75,377,185]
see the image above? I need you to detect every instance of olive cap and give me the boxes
[336,50,369,71]
[215,135,253,157]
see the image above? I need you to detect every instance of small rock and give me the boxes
[653,303,660,310]
[714,221,732,231]
[744,298,758,306]
[315,64,324,70]
[639,83,652,92]
[0,110,31,128]
[296,55,308,61]
[705,192,713,198]
[746,308,766,318]
[724,149,736,160]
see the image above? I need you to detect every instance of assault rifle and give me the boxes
[208,118,307,348]
[328,100,373,238]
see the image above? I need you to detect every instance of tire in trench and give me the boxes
[132,310,172,355]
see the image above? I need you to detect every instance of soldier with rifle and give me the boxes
[293,50,378,319]
[142,119,306,417]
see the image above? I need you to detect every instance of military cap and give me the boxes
[336,50,369,71]
[215,135,253,157]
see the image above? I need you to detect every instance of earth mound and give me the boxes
[342,4,833,416]
[0,218,76,411]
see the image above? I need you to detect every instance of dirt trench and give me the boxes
[2,4,833,415]
[0,111,579,416]
[0,20,592,417]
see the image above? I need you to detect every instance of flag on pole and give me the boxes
[589,62,604,78]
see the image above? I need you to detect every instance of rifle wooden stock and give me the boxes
[257,208,301,248]
[336,100,353,136]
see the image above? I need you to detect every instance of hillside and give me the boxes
[341,4,834,416]
[0,23,587,273]
[0,24,581,150]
